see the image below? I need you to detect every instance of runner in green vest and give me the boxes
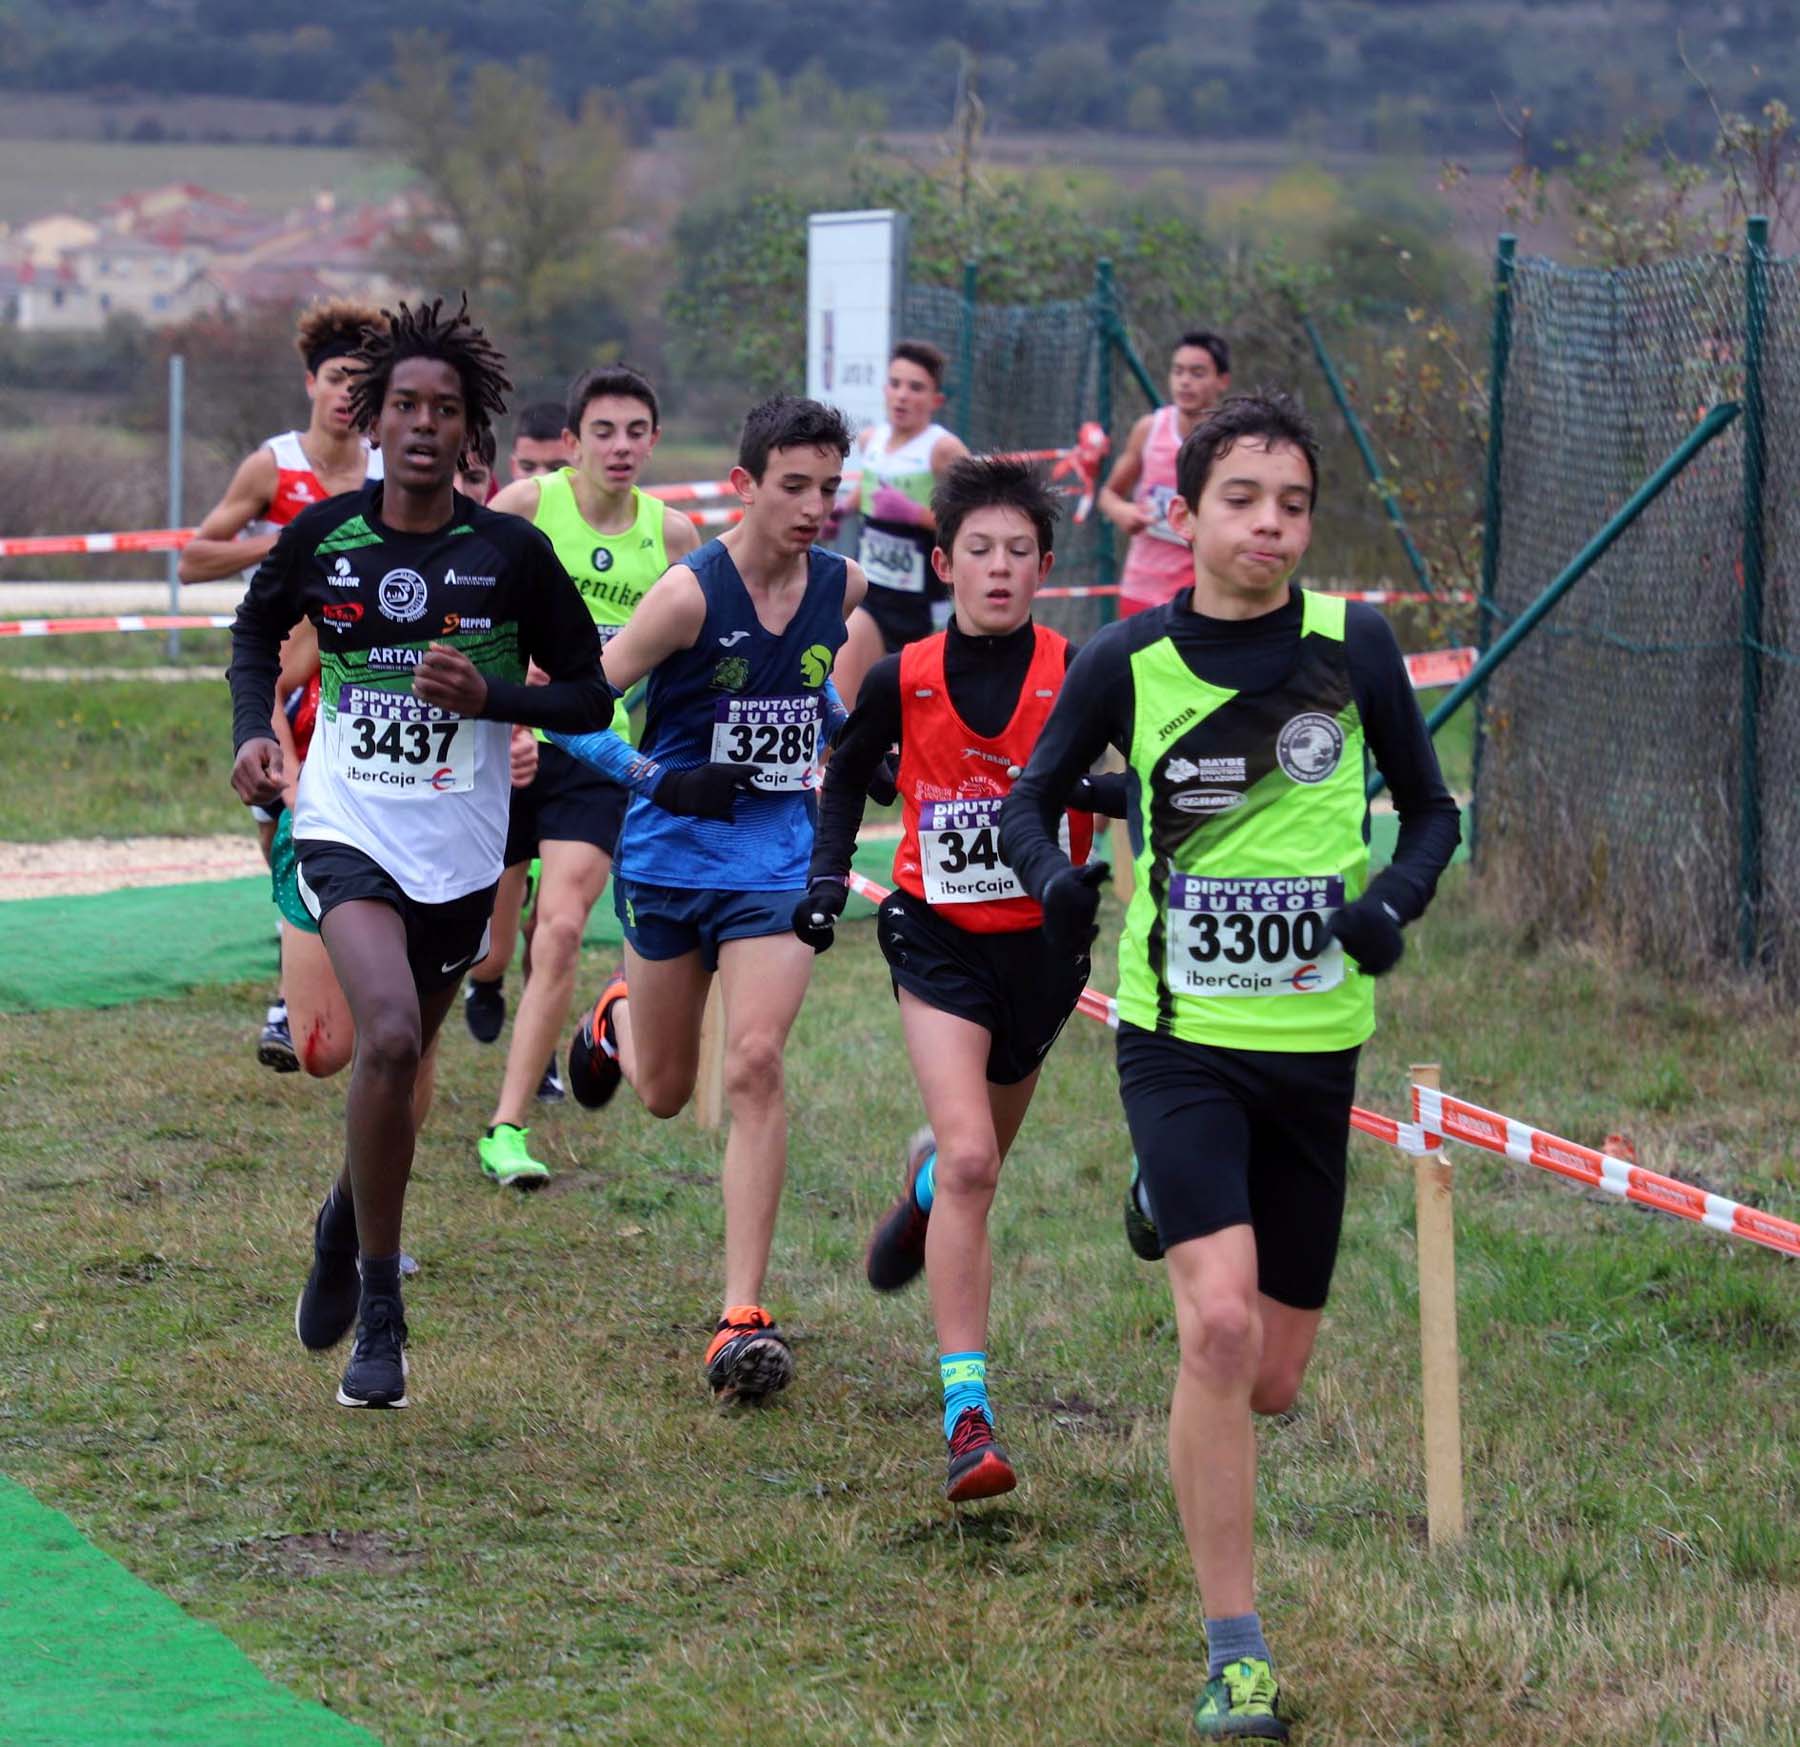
[469,364,700,1186]
[1001,393,1461,1742]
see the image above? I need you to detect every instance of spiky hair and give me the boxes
[293,297,383,369]
[346,296,512,439]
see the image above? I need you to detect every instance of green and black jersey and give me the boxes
[1001,586,1461,1053]
[228,483,610,904]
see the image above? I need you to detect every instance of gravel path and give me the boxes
[0,834,265,900]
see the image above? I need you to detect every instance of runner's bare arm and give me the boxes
[487,478,544,521]
[179,449,280,584]
[597,565,708,693]
[662,502,702,563]
[1096,414,1154,534]
[842,556,869,616]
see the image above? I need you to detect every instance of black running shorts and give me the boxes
[294,838,497,995]
[860,581,935,654]
[1115,1021,1360,1310]
[876,887,1089,1086]
[503,740,627,866]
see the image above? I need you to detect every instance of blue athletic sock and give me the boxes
[1205,1612,1271,1679]
[939,1351,991,1439]
[913,1148,938,1213]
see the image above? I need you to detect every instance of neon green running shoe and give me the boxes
[478,1123,550,1191]
[1191,1658,1289,1741]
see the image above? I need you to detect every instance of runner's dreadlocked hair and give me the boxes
[346,296,512,440]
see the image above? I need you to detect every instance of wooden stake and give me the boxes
[694,981,726,1132]
[1412,1061,1465,1545]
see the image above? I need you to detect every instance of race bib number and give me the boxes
[1141,482,1187,546]
[710,694,821,792]
[919,798,1069,905]
[331,683,473,795]
[1166,874,1345,997]
[860,525,927,593]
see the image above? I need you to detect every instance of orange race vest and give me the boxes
[893,624,1094,933]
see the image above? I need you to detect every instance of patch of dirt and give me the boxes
[0,833,264,899]
[241,1529,423,1576]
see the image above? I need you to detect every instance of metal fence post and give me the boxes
[1739,215,1770,968]
[1467,235,1516,861]
[1300,312,1433,596]
[957,258,978,441]
[165,352,185,661]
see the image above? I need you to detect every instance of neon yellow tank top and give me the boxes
[532,470,670,743]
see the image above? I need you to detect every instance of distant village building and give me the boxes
[0,181,411,333]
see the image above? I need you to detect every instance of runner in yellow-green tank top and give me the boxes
[1001,395,1460,1744]
[467,365,702,1189]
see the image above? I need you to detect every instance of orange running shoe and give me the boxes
[568,971,629,1109]
[704,1305,794,1403]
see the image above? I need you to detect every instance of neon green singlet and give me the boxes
[1116,589,1373,1052]
[531,469,670,742]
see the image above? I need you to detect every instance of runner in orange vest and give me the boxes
[795,456,1124,1501]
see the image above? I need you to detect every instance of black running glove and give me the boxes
[1042,860,1110,959]
[866,751,899,807]
[791,877,849,954]
[653,762,761,822]
[1327,893,1405,976]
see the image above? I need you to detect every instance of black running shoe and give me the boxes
[337,1292,410,1409]
[294,1197,359,1351]
[865,1125,934,1292]
[704,1306,794,1403]
[536,1053,566,1104]
[568,973,627,1110]
[1124,1157,1164,1262]
[463,976,505,1044]
[258,1004,299,1073]
[945,1406,1018,1503]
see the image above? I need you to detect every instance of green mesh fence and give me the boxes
[1474,245,1799,989]
[894,282,1108,637]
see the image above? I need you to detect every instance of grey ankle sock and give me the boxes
[1205,1612,1271,1678]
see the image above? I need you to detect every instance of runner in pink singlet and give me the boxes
[1097,331,1231,615]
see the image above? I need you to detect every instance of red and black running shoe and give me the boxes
[704,1305,795,1403]
[864,1124,935,1293]
[945,1406,1017,1503]
[567,972,629,1110]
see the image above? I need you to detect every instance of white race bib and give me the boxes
[710,694,821,792]
[860,525,927,593]
[1166,874,1344,997]
[330,683,474,795]
[918,798,1069,905]
[919,799,1021,904]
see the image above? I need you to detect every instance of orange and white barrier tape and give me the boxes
[0,449,1093,563]
[0,528,194,559]
[0,612,236,638]
[1412,1085,1800,1259]
[845,865,1798,1248]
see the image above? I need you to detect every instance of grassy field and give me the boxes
[2,659,1798,1744]
[2,870,1798,1746]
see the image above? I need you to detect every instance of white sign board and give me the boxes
[807,209,909,434]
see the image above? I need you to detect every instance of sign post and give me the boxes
[807,210,909,433]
